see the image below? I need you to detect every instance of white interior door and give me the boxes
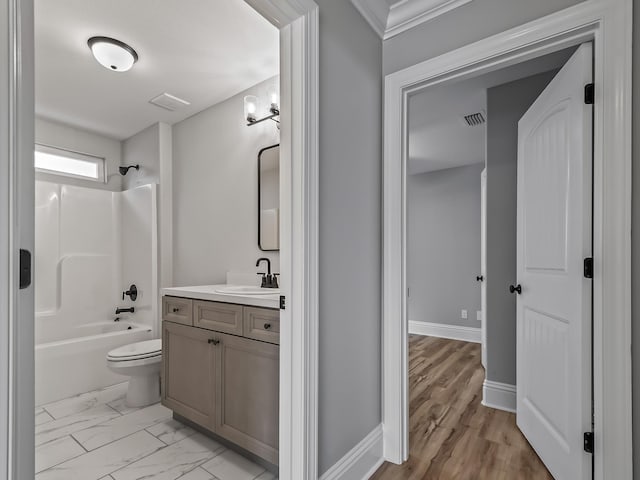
[516,43,592,480]
[480,168,487,368]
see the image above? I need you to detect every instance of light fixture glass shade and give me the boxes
[88,36,138,72]
[244,95,259,122]
[267,85,279,112]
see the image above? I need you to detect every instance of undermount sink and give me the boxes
[215,285,280,296]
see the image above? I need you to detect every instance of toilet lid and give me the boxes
[107,339,162,361]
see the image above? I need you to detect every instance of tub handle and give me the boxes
[122,284,138,301]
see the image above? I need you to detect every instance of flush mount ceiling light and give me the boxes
[87,36,138,72]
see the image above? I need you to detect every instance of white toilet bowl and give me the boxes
[106,339,162,408]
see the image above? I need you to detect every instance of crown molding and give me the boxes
[351,0,473,40]
[350,0,387,37]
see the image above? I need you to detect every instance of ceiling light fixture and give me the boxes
[88,36,138,72]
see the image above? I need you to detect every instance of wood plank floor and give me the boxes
[371,335,553,480]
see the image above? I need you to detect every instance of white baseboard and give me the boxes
[482,380,516,413]
[319,424,384,480]
[408,320,481,343]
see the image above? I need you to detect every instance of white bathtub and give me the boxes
[35,322,153,406]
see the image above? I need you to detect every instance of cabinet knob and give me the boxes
[172,307,180,313]
[208,339,220,345]
[263,323,272,330]
[509,284,522,295]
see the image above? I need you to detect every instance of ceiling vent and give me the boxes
[463,111,486,126]
[149,93,191,112]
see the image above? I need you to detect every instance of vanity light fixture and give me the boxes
[244,87,280,127]
[88,36,138,72]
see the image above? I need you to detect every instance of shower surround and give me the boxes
[35,181,158,405]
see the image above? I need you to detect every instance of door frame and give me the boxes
[382,1,632,479]
[0,0,320,479]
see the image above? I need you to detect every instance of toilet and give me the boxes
[106,339,162,408]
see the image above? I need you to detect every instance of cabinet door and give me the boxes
[193,300,243,336]
[215,333,279,464]
[162,322,218,429]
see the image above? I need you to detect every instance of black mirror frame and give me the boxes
[258,144,280,252]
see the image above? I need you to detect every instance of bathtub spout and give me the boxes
[115,307,135,315]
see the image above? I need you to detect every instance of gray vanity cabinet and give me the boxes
[162,321,216,429]
[215,333,279,464]
[161,297,279,465]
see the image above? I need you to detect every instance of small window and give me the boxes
[35,144,106,183]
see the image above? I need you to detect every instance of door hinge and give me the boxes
[584,83,594,105]
[279,295,286,310]
[584,431,594,454]
[584,257,593,279]
[19,249,31,289]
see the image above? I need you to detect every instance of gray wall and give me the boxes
[315,0,382,474]
[382,0,585,75]
[172,77,279,287]
[35,117,122,191]
[122,123,160,190]
[484,71,555,386]
[407,164,483,328]
[632,0,639,476]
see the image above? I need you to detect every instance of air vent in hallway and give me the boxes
[463,111,486,126]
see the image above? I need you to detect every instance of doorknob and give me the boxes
[509,284,522,294]
[476,275,484,282]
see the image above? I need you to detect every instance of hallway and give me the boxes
[371,336,553,480]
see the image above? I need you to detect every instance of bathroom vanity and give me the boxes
[160,286,280,465]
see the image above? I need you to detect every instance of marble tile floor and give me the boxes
[35,383,278,480]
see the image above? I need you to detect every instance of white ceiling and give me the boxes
[35,0,279,140]
[408,47,577,176]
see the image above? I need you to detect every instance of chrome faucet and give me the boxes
[256,258,279,288]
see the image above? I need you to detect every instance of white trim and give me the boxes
[350,0,473,40]
[482,380,516,413]
[385,0,473,39]
[3,0,35,477]
[319,425,384,480]
[382,1,633,479]
[245,1,320,479]
[0,2,12,475]
[408,320,481,343]
[349,0,387,37]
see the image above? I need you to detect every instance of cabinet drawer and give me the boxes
[243,307,280,345]
[162,296,193,325]
[194,300,243,336]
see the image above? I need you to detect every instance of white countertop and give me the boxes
[161,285,280,309]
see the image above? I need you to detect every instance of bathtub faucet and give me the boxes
[115,307,135,315]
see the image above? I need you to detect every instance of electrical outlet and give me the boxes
[477,310,482,321]
[461,309,468,319]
